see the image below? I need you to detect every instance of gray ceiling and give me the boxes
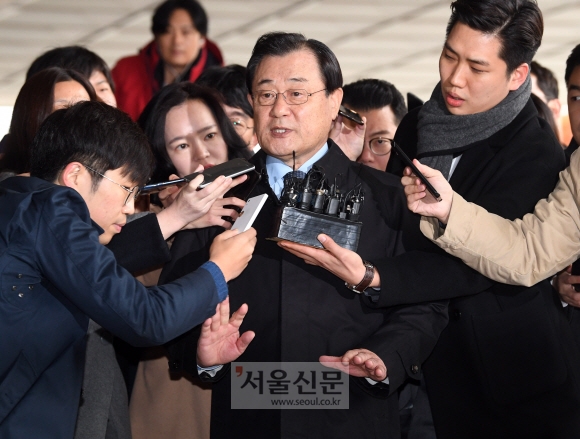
[0,0,579,108]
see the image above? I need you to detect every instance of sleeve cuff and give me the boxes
[197,364,224,377]
[200,261,228,301]
[366,376,390,385]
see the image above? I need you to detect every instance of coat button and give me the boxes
[18,293,24,298]
[12,286,17,291]
[17,274,23,279]
[28,285,34,290]
[169,361,180,370]
[452,309,461,321]
[410,364,420,374]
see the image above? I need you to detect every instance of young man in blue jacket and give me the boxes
[0,101,255,438]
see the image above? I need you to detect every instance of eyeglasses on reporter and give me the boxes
[230,118,254,134]
[252,88,327,106]
[368,137,393,156]
[84,164,140,206]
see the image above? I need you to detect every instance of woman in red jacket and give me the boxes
[112,0,223,121]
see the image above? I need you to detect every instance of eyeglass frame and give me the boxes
[252,88,327,106]
[83,164,140,206]
[230,118,254,133]
[367,137,393,156]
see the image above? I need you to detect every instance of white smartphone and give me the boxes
[231,194,269,232]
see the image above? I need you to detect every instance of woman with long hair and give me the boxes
[0,67,96,176]
[130,82,251,439]
[139,81,251,184]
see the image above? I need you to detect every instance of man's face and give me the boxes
[156,8,204,71]
[355,106,399,171]
[251,49,342,168]
[567,66,580,144]
[89,70,117,108]
[439,22,524,115]
[223,104,257,150]
[80,167,137,245]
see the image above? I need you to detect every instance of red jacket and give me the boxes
[112,39,223,121]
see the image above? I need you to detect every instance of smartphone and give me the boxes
[140,158,255,195]
[391,141,442,202]
[224,170,261,202]
[231,194,269,232]
[338,105,364,125]
[222,170,262,224]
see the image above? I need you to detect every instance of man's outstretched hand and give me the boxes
[320,348,386,381]
[196,297,255,367]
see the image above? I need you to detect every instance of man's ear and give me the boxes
[509,63,531,91]
[328,87,344,121]
[58,162,88,189]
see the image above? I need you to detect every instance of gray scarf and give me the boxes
[416,75,531,178]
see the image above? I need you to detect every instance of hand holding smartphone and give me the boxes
[231,194,268,232]
[140,158,255,195]
[392,141,442,202]
[338,105,364,125]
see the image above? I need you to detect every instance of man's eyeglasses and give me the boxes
[84,165,140,206]
[253,89,327,106]
[230,118,253,135]
[368,137,393,156]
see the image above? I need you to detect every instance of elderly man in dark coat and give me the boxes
[160,32,448,439]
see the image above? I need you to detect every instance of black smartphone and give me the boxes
[221,170,262,224]
[224,170,261,201]
[391,141,442,202]
[338,105,364,125]
[140,158,255,195]
[572,259,580,291]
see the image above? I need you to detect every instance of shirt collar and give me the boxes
[265,143,328,198]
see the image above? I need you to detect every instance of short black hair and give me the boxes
[26,46,115,92]
[152,0,208,36]
[30,101,154,188]
[197,64,253,118]
[531,61,558,101]
[342,79,407,124]
[138,82,251,183]
[246,32,343,96]
[446,0,543,74]
[565,44,580,85]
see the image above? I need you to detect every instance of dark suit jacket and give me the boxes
[383,99,580,439]
[162,141,449,439]
[0,177,223,439]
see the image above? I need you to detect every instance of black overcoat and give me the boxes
[161,141,449,439]
[382,98,580,438]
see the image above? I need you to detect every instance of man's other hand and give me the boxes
[196,297,255,367]
[320,348,386,381]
